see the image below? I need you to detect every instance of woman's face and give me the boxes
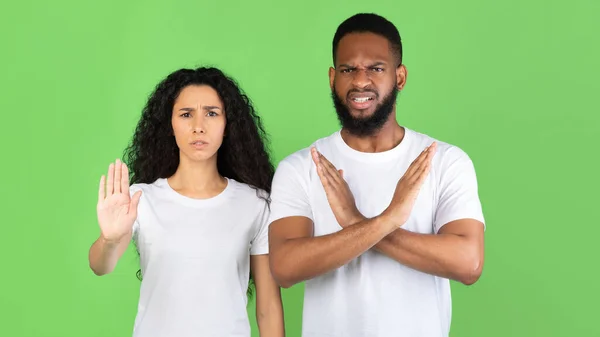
[171,85,226,163]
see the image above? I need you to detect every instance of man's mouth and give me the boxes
[348,92,377,110]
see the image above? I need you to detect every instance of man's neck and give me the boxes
[167,155,227,199]
[341,117,405,153]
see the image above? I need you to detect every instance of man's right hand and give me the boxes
[310,147,364,228]
[382,143,437,228]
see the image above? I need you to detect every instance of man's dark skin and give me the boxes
[268,32,484,289]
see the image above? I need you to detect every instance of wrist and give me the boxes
[349,211,366,225]
[100,234,122,247]
[377,211,400,233]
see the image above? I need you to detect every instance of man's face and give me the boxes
[329,32,406,136]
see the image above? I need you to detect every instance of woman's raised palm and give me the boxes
[97,160,142,243]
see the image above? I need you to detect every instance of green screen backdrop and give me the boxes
[1,0,599,336]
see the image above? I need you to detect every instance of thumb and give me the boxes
[129,191,142,214]
[338,169,344,178]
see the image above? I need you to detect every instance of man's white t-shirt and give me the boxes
[128,177,270,337]
[268,127,485,337]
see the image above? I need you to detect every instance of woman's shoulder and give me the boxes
[129,178,165,196]
[227,179,270,205]
[227,180,271,231]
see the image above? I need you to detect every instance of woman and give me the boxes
[88,67,285,337]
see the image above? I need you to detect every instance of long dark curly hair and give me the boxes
[122,66,275,299]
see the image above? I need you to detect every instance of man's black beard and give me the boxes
[331,86,398,137]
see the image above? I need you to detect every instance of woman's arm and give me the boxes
[250,254,285,337]
[89,233,132,275]
[89,160,141,276]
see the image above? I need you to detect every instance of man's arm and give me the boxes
[268,146,435,288]
[373,145,486,285]
[312,144,485,285]
[268,215,393,288]
[372,219,484,285]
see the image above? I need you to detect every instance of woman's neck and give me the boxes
[167,155,227,199]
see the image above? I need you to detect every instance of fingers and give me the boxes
[105,159,128,197]
[316,160,331,188]
[405,142,437,178]
[406,143,437,189]
[313,148,344,186]
[425,142,437,168]
[121,162,130,197]
[407,146,431,174]
[106,163,115,195]
[318,153,343,185]
[311,147,346,189]
[419,143,437,178]
[409,165,432,197]
[310,147,319,163]
[98,175,106,202]
[413,152,433,184]
[321,163,339,187]
[312,147,334,188]
[114,159,122,194]
[311,148,329,187]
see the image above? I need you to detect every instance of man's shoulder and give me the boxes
[276,131,339,170]
[406,128,473,163]
[277,147,311,167]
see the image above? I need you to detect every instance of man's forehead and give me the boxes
[336,34,392,65]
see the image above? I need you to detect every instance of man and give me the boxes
[268,13,485,337]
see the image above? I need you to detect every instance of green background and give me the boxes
[1,0,599,336]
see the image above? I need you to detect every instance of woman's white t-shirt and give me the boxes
[128,177,270,337]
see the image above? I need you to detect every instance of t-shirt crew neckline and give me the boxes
[155,177,233,208]
[333,127,413,163]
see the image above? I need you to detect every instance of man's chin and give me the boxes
[348,107,377,119]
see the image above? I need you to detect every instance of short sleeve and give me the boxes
[132,221,140,242]
[433,146,485,233]
[250,200,270,255]
[129,185,142,242]
[267,155,313,226]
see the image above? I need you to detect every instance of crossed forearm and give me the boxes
[271,216,391,288]
[373,227,482,284]
[343,212,482,284]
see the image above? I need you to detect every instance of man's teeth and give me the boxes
[353,97,372,102]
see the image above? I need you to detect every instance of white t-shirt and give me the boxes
[128,177,270,337]
[268,127,485,337]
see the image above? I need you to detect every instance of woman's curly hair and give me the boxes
[123,66,275,299]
